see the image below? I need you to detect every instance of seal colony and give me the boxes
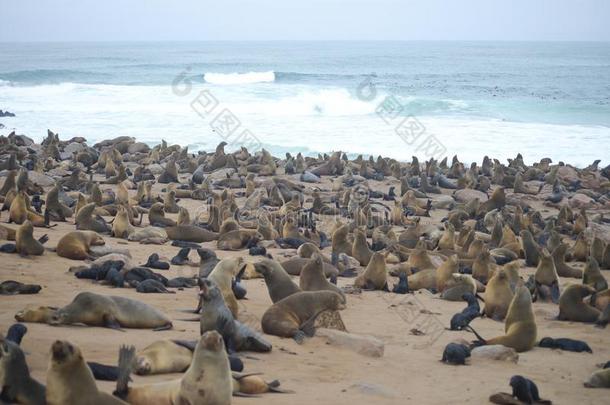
[0,130,609,404]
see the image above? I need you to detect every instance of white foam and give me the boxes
[203,71,275,85]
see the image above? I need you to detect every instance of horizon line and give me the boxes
[1,39,610,44]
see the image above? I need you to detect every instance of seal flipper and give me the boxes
[6,323,27,345]
[292,330,306,344]
[267,380,295,394]
[550,282,560,304]
[103,314,123,331]
[113,345,135,399]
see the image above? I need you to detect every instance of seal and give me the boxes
[470,286,537,352]
[472,249,495,284]
[584,368,610,388]
[14,305,58,323]
[197,247,220,278]
[331,224,352,258]
[354,251,388,290]
[538,337,592,353]
[280,257,339,277]
[205,257,244,318]
[114,331,232,405]
[509,375,550,404]
[15,220,47,256]
[0,280,42,295]
[299,254,345,301]
[583,257,608,292]
[46,185,73,221]
[56,231,105,260]
[558,284,600,323]
[75,202,111,233]
[551,243,582,278]
[440,274,477,301]
[520,230,540,266]
[198,279,272,353]
[147,203,176,227]
[232,373,293,395]
[49,291,172,330]
[45,340,127,405]
[534,248,560,303]
[8,191,48,227]
[449,293,480,330]
[441,343,470,365]
[0,335,46,405]
[217,230,262,251]
[255,258,302,303]
[484,268,514,321]
[165,225,218,243]
[111,206,135,239]
[134,339,243,375]
[261,290,346,343]
[352,228,373,266]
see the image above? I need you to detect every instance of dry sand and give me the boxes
[1,174,609,405]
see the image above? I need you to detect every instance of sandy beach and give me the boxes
[1,139,609,405]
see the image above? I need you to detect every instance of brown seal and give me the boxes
[46,340,127,405]
[165,225,218,242]
[583,257,608,292]
[56,231,105,260]
[147,202,176,227]
[9,191,47,227]
[45,185,73,221]
[281,256,339,277]
[217,230,262,250]
[354,251,388,290]
[472,286,537,352]
[558,284,600,323]
[299,254,345,301]
[114,331,232,405]
[440,274,477,301]
[111,206,135,239]
[261,290,346,343]
[133,340,193,375]
[75,202,111,233]
[331,224,352,257]
[551,243,582,278]
[255,258,301,303]
[584,368,610,388]
[351,228,373,266]
[16,220,46,256]
[15,305,59,323]
[49,291,172,330]
[206,257,244,317]
[484,269,514,320]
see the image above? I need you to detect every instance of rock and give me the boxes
[314,310,347,331]
[27,171,55,187]
[0,123,4,129]
[0,110,16,117]
[63,142,88,155]
[569,193,595,209]
[8,133,33,146]
[453,189,488,203]
[471,345,519,363]
[128,142,150,154]
[299,171,321,183]
[316,328,384,358]
[557,165,579,183]
[148,163,164,175]
[432,195,455,209]
[346,382,396,398]
[207,168,236,182]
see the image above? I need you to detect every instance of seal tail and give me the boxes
[113,345,135,399]
[267,380,294,394]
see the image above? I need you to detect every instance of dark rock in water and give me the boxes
[0,110,16,117]
[0,123,4,129]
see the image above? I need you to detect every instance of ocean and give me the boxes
[0,41,609,166]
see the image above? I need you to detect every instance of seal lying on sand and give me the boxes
[49,292,172,330]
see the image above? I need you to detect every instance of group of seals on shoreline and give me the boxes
[1,130,610,402]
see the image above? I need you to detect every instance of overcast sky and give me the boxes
[1,0,609,42]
